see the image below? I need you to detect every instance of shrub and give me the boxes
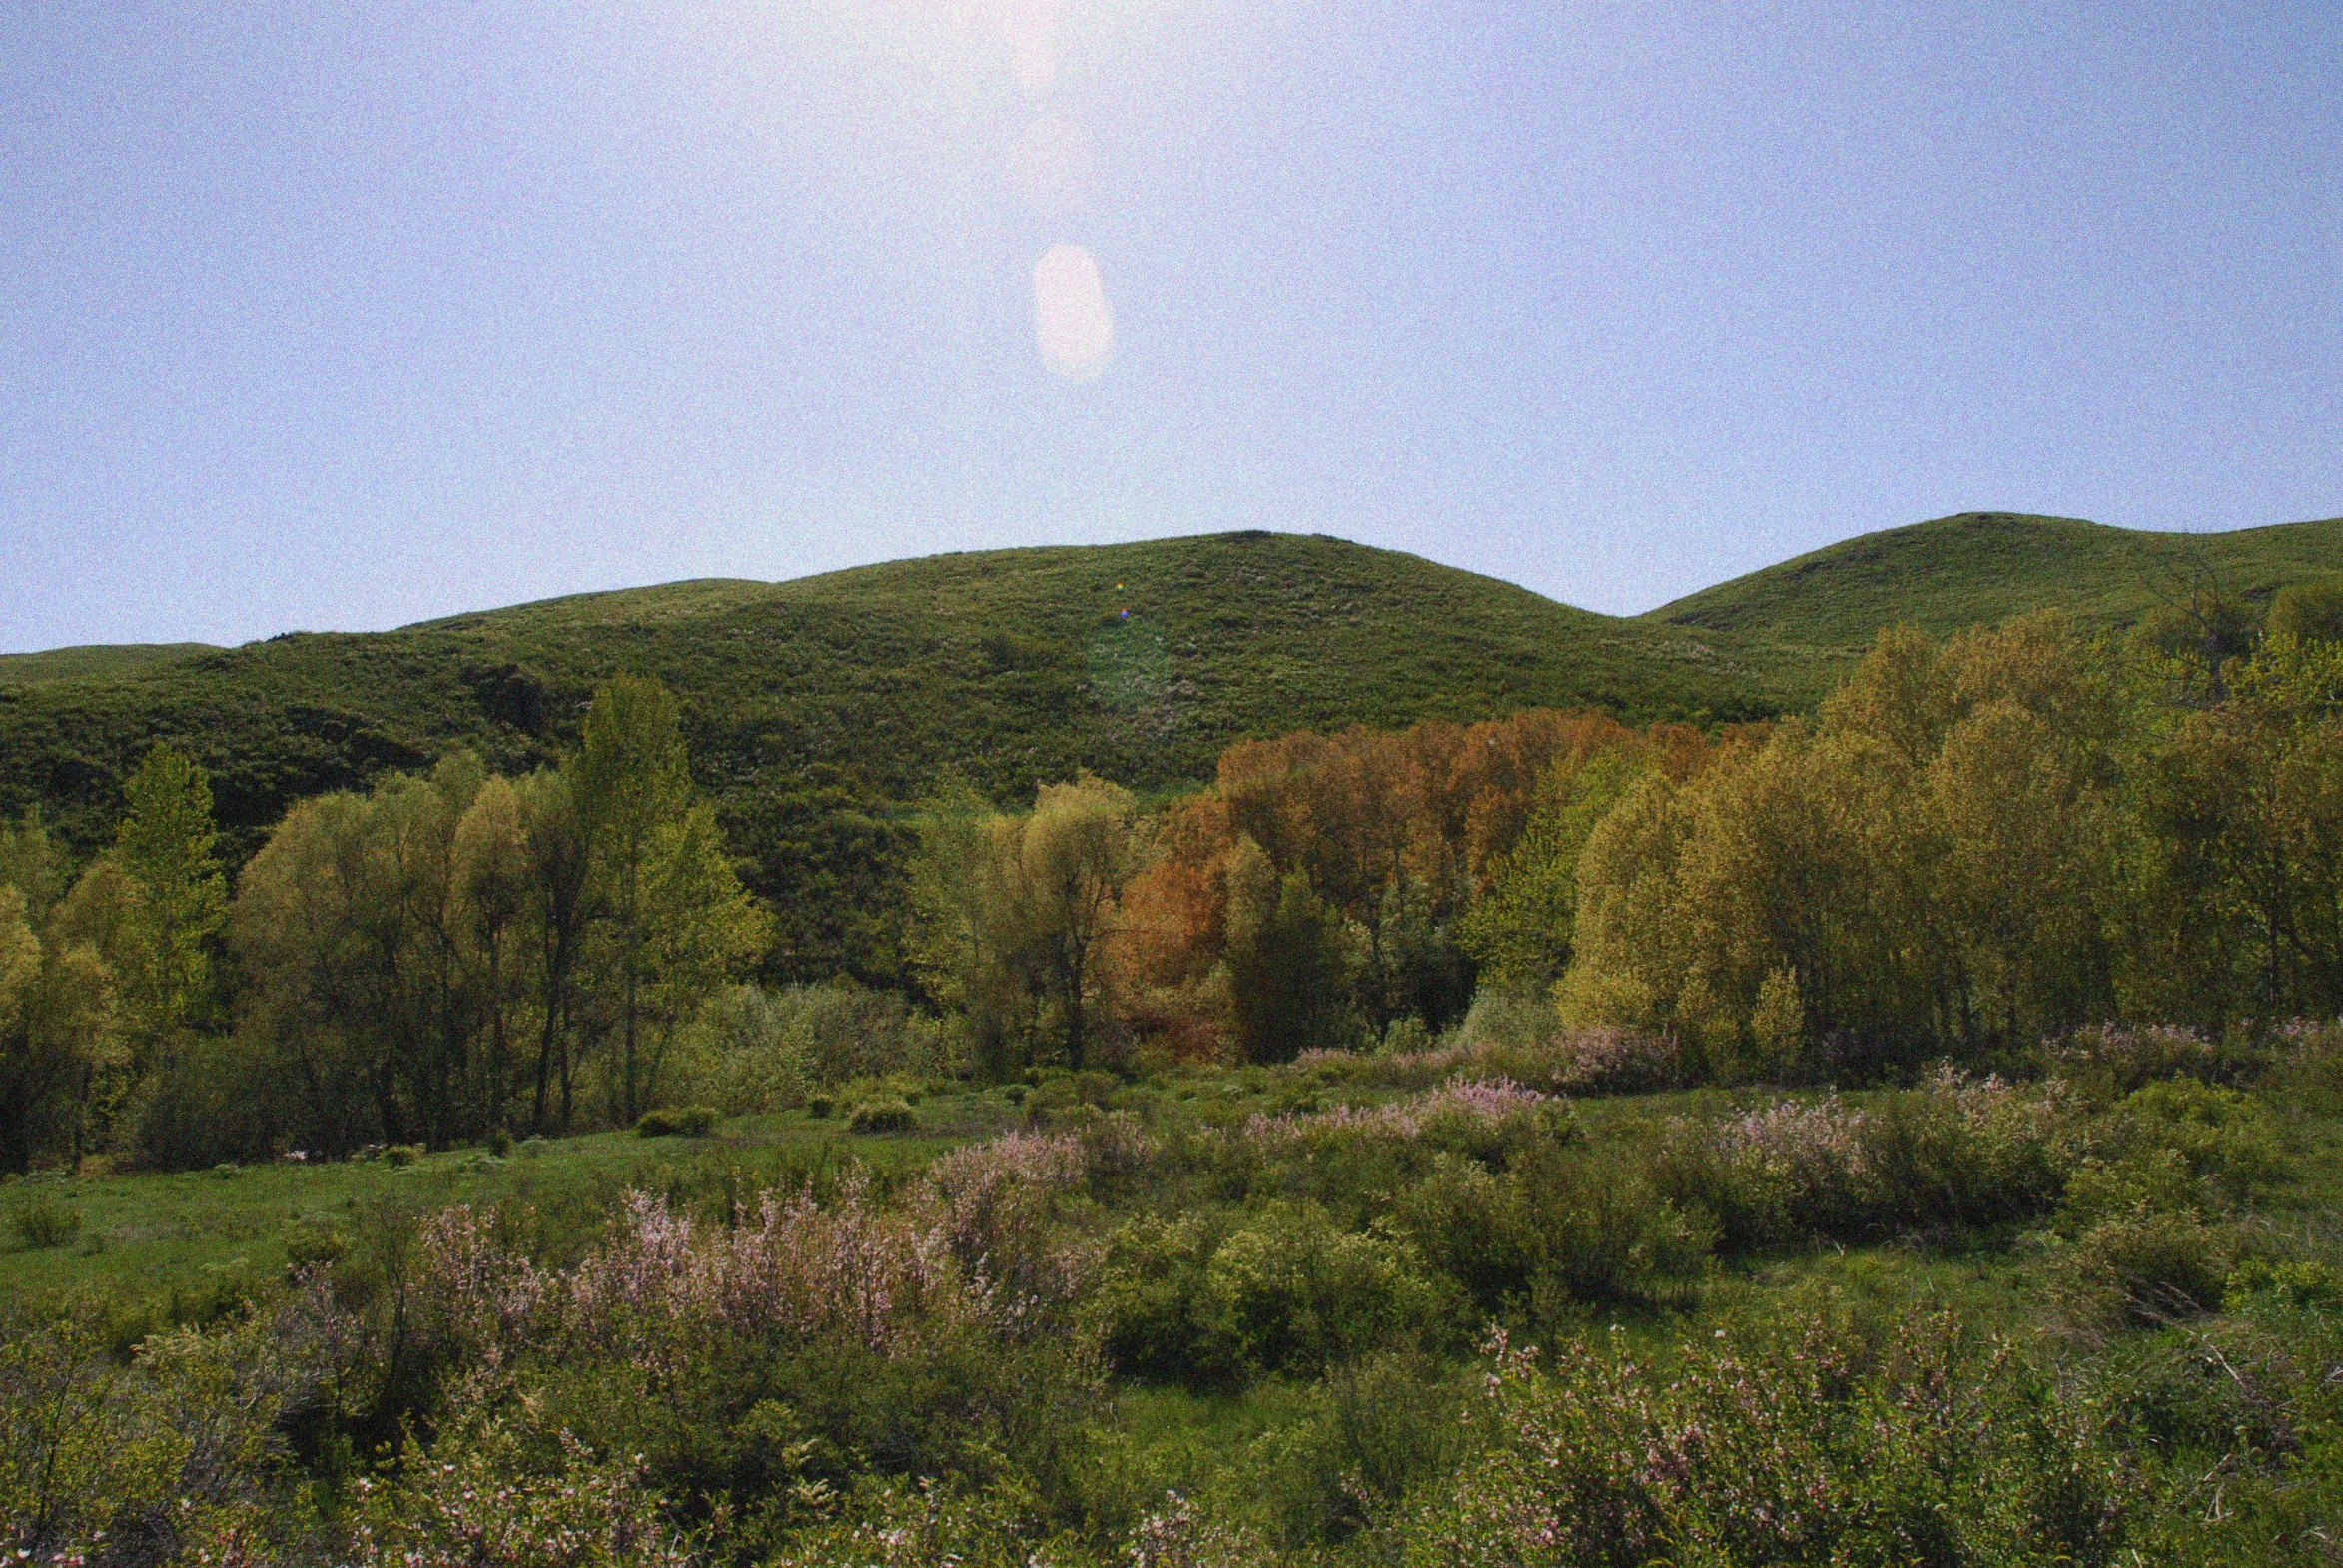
[847,1098,916,1135]
[0,1288,349,1563]
[806,1095,836,1119]
[2272,1017,2343,1112]
[635,1105,719,1139]
[1400,1315,2131,1568]
[2112,1079,2285,1185]
[679,983,963,1115]
[1648,1071,2080,1251]
[1391,1145,1708,1316]
[383,1144,427,1167]
[2051,1023,2253,1102]
[1099,1213,1229,1383]
[2056,1209,2244,1328]
[9,1195,81,1251]
[1245,1351,1472,1548]
[351,1416,695,1568]
[2225,1256,2343,1314]
[1305,1005,1680,1098]
[487,1128,514,1158]
[1197,1203,1460,1377]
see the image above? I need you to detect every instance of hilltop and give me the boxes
[1645,509,2343,694]
[0,532,1773,865]
[8,512,2341,877]
[0,642,219,684]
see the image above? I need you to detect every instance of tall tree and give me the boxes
[573,675,694,1122]
[1225,841,1353,1063]
[518,769,591,1131]
[0,887,120,1174]
[113,744,228,1046]
[1019,774,1151,1071]
[452,775,531,1135]
[633,802,771,1109]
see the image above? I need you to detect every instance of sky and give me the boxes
[2,1,2338,653]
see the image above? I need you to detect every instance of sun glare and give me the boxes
[1034,243,1115,380]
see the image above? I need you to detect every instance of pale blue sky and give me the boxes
[4,2,2337,652]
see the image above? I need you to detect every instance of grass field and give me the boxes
[0,1091,1026,1312]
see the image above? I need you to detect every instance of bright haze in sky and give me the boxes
[3,2,2337,653]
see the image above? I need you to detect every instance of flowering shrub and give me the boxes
[1295,1023,1681,1097]
[2052,1023,2255,1101]
[0,1283,349,1567]
[760,1476,1068,1568]
[391,1139,1112,1518]
[2273,1016,2343,1111]
[1242,1079,1561,1156]
[1649,1070,2080,1250]
[1402,1320,2130,1568]
[350,1418,697,1567]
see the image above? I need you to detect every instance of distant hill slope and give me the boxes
[1645,511,2343,695]
[0,532,1775,861]
[0,643,218,685]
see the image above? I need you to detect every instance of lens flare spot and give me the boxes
[1034,244,1114,381]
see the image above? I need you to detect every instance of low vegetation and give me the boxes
[6,1025,2343,1564]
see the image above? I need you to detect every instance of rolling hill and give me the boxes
[1645,510,2343,694]
[0,643,219,685]
[7,512,2341,881]
[0,531,1776,866]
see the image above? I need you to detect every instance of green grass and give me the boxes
[1646,510,2343,697]
[0,643,218,685]
[0,1093,1026,1310]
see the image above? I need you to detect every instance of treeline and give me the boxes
[0,675,763,1172]
[906,709,1729,1075]
[908,603,2343,1082]
[12,590,2343,1171]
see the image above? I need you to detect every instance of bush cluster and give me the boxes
[635,1105,719,1138]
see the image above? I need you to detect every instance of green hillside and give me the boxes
[0,642,217,685]
[1645,510,2343,696]
[0,532,1775,870]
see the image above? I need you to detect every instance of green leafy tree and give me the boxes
[1456,749,1645,990]
[517,769,591,1131]
[112,744,227,1043]
[909,773,1151,1074]
[1018,773,1152,1071]
[633,803,772,1108]
[452,775,531,1135]
[909,783,1039,1078]
[0,887,121,1173]
[1226,840,1354,1063]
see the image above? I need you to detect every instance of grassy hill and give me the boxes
[0,643,218,685]
[0,532,1776,871]
[1645,510,2343,695]
[10,513,2341,892]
